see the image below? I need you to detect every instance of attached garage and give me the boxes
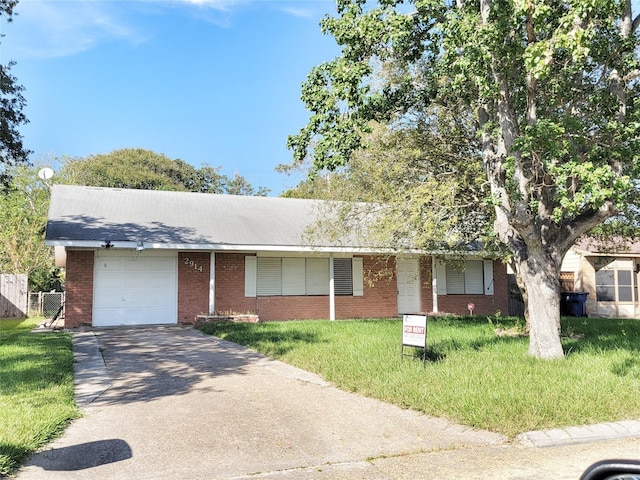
[93,251,177,327]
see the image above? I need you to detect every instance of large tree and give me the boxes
[0,0,30,186]
[0,165,55,289]
[58,148,268,195]
[288,0,640,359]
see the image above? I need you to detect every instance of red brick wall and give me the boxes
[436,260,509,316]
[336,256,397,319]
[215,253,258,314]
[177,252,210,324]
[64,249,94,328]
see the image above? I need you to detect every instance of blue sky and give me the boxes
[2,0,340,195]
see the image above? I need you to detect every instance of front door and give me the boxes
[397,258,420,315]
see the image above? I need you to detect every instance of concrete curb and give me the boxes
[72,330,111,407]
[517,420,640,447]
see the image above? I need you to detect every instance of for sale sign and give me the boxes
[402,314,427,348]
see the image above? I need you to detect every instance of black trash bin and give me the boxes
[560,292,589,317]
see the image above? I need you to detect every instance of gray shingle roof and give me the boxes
[46,185,341,250]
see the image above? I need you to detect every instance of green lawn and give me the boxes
[198,315,640,438]
[0,318,80,476]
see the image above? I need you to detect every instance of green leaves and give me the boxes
[289,0,640,243]
[550,160,631,222]
[0,165,54,285]
[58,148,268,195]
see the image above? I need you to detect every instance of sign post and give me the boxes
[402,314,428,363]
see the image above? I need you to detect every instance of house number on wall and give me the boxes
[183,257,204,273]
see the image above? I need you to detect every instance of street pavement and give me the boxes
[15,326,640,480]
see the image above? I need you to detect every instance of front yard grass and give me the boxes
[0,318,80,476]
[198,315,640,438]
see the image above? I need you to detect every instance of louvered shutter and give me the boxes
[306,258,330,295]
[257,257,282,296]
[282,258,306,295]
[445,263,464,294]
[334,258,353,295]
[465,260,484,294]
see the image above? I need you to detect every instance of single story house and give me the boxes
[45,185,508,328]
[561,238,640,318]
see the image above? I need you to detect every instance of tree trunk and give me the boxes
[516,253,564,359]
[510,263,530,332]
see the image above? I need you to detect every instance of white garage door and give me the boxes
[93,251,177,327]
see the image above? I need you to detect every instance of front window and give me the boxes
[595,258,637,303]
[445,260,484,295]
[255,257,356,297]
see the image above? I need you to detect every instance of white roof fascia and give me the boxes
[46,240,493,258]
[46,240,417,255]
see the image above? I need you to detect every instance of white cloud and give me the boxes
[5,1,147,58]
[2,0,330,59]
[280,7,316,19]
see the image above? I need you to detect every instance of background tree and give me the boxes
[58,148,268,195]
[288,0,640,359]
[0,0,30,186]
[283,120,489,250]
[0,165,58,290]
[224,172,270,196]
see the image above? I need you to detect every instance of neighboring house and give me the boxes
[45,185,508,328]
[561,238,640,318]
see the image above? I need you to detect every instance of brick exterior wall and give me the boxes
[213,255,507,320]
[62,250,508,327]
[214,253,258,315]
[64,249,94,328]
[177,252,210,324]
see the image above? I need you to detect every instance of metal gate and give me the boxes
[28,292,65,317]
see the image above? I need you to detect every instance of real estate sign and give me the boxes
[402,314,427,348]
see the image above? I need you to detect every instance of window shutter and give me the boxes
[282,258,306,295]
[257,257,282,296]
[483,260,494,296]
[435,259,447,295]
[352,257,364,296]
[306,258,330,295]
[445,263,464,294]
[334,258,353,295]
[244,256,257,297]
[465,260,484,294]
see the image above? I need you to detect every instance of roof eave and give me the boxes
[45,240,415,255]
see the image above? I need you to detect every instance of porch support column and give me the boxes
[209,252,215,315]
[431,256,439,313]
[329,253,336,321]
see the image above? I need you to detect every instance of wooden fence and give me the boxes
[0,274,28,318]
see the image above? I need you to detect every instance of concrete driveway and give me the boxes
[16,326,505,480]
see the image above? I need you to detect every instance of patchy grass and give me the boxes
[0,318,80,476]
[198,315,640,438]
